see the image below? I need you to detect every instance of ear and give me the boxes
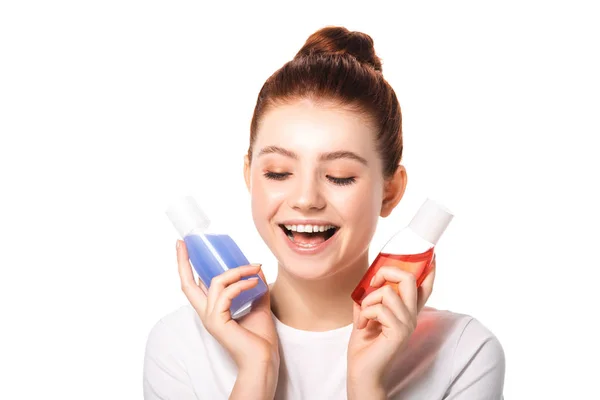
[380,165,407,218]
[243,154,251,193]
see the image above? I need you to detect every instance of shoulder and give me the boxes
[415,307,505,366]
[144,306,238,398]
[144,305,207,358]
[387,307,505,398]
[397,307,505,397]
[417,306,501,343]
[150,304,203,333]
[439,309,505,387]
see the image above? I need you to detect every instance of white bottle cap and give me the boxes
[408,198,454,245]
[165,196,210,237]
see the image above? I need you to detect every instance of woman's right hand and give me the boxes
[176,240,279,372]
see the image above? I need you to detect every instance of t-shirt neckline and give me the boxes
[270,311,354,341]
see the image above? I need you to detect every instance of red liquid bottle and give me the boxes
[351,198,454,305]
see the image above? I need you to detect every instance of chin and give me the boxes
[276,256,342,281]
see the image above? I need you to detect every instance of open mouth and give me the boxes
[279,223,339,247]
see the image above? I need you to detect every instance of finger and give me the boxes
[417,258,436,313]
[357,304,402,331]
[177,240,207,316]
[211,277,260,318]
[370,266,418,317]
[359,285,413,329]
[206,263,262,313]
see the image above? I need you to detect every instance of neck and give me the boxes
[270,253,369,331]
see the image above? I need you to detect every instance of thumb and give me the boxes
[352,302,361,328]
[252,265,271,309]
[417,256,436,313]
[256,265,267,284]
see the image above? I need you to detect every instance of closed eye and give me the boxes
[264,171,291,180]
[264,172,356,186]
[327,176,356,186]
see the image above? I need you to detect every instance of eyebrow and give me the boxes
[258,146,368,166]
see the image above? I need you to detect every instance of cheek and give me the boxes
[250,172,286,222]
[333,181,382,243]
[351,194,380,235]
[333,181,382,221]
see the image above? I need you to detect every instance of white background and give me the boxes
[1,1,598,398]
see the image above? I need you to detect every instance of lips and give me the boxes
[277,222,340,254]
[279,224,338,245]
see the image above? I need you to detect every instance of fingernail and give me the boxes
[250,263,262,268]
[369,276,375,286]
[176,240,180,250]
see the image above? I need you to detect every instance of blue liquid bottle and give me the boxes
[166,196,268,319]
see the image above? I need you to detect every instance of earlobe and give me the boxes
[380,165,407,218]
[243,154,251,193]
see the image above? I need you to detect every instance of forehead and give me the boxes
[255,99,377,155]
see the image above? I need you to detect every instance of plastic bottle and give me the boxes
[351,198,454,305]
[166,196,268,319]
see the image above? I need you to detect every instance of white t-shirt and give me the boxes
[143,305,505,399]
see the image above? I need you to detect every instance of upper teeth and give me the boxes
[284,224,336,233]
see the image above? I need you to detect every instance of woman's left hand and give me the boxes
[346,256,436,396]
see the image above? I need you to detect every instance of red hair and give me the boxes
[248,26,403,178]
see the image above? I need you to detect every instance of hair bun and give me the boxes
[295,26,383,72]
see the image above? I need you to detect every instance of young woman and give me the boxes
[143,26,505,400]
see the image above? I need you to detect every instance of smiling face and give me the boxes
[245,98,406,281]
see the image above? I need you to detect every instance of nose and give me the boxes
[288,174,326,211]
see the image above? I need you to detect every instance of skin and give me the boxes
[177,98,436,399]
